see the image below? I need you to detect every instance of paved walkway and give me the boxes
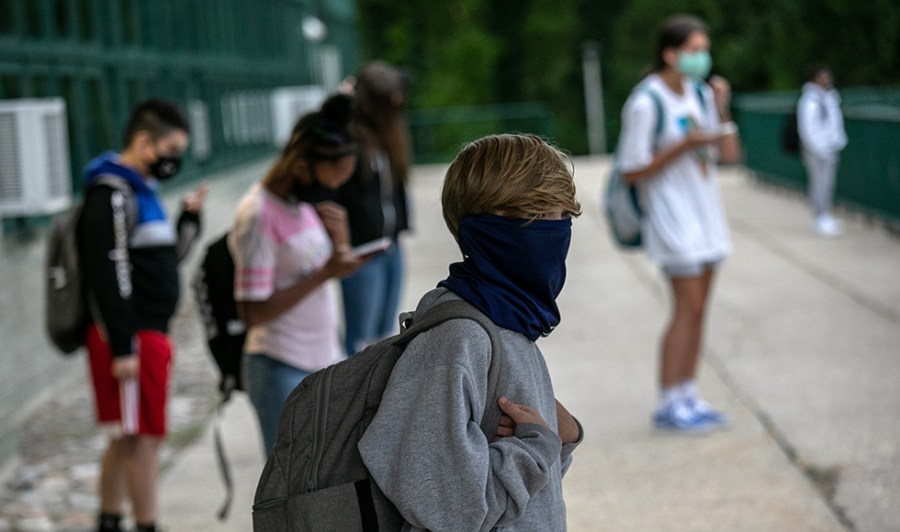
[153,156,896,531]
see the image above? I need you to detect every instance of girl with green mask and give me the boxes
[615,14,741,432]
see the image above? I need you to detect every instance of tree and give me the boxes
[357,0,900,156]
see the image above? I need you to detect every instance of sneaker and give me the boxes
[815,214,842,237]
[684,396,729,427]
[652,400,716,432]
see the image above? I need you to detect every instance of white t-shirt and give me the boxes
[229,184,343,371]
[618,74,731,268]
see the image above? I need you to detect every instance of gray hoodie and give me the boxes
[358,288,582,531]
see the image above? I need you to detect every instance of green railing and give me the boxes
[733,87,900,224]
[0,0,357,199]
[408,102,555,164]
[0,0,358,471]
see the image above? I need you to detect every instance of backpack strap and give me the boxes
[393,299,506,436]
[92,174,138,232]
[633,87,665,153]
[693,80,708,115]
[645,89,665,140]
[638,80,706,147]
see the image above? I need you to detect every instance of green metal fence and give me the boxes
[733,87,900,224]
[0,0,358,201]
[0,0,359,474]
[408,102,555,164]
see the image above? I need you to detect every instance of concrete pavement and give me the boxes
[159,156,900,531]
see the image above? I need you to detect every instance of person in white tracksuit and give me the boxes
[797,64,847,236]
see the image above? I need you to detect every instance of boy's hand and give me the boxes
[315,201,350,247]
[556,399,581,445]
[112,355,139,381]
[183,181,210,214]
[493,396,548,441]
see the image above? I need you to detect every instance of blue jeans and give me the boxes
[243,354,311,455]
[341,242,404,355]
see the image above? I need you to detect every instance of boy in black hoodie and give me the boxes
[79,100,207,532]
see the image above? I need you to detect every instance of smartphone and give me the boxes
[350,237,392,257]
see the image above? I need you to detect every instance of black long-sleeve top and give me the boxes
[336,150,410,246]
[78,182,200,357]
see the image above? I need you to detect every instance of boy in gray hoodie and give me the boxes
[358,133,584,531]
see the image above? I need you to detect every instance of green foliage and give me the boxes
[417,26,502,107]
[358,0,900,156]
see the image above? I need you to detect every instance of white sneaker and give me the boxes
[684,396,729,427]
[815,214,842,237]
[652,400,716,432]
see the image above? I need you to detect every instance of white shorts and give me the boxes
[661,258,723,279]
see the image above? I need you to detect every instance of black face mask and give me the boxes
[149,155,182,181]
[291,175,337,204]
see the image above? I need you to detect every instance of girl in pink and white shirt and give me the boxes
[229,94,363,453]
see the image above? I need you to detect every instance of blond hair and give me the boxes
[441,134,582,239]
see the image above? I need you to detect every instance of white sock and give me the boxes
[680,380,716,413]
[658,386,681,412]
[678,380,699,402]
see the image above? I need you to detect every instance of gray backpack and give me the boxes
[45,175,135,354]
[252,299,505,531]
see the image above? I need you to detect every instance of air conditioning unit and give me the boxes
[270,85,326,147]
[0,98,72,217]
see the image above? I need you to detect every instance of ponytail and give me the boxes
[282,93,358,163]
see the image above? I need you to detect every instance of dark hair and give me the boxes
[352,61,411,184]
[282,93,357,163]
[654,14,709,71]
[804,62,830,82]
[122,99,190,148]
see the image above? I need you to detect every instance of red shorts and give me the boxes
[86,325,172,437]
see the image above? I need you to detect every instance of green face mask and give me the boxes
[677,50,712,80]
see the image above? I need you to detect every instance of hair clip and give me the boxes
[314,125,348,145]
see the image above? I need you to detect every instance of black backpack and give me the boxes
[781,110,801,155]
[45,176,134,355]
[192,231,249,520]
[193,232,246,399]
[252,299,505,532]
[783,97,830,156]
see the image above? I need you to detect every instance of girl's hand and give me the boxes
[323,247,364,279]
[683,129,720,149]
[709,75,733,120]
[315,201,350,247]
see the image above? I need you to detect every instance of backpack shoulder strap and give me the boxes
[632,86,665,155]
[393,299,506,435]
[693,81,708,114]
[91,174,138,231]
[643,89,665,140]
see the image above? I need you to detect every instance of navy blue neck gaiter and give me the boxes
[438,214,571,341]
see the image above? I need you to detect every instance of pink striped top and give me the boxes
[228,184,343,370]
